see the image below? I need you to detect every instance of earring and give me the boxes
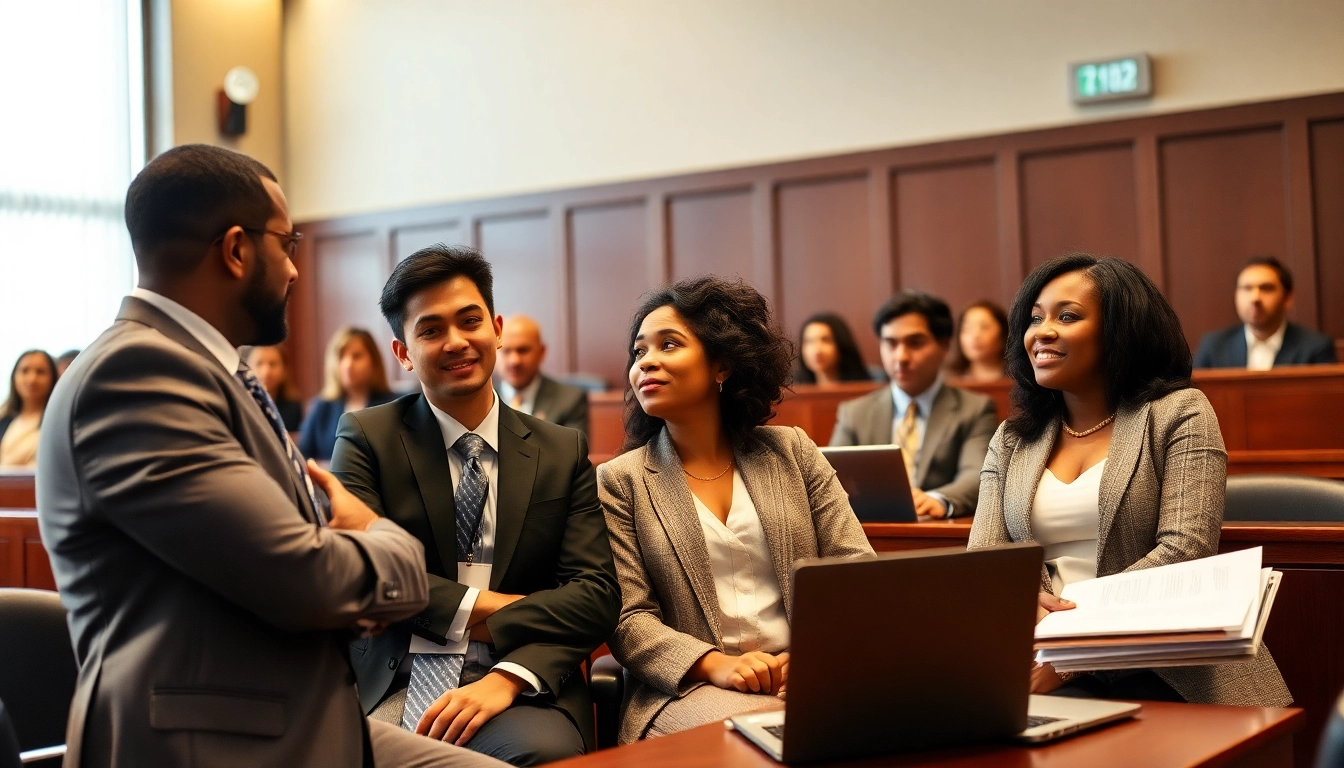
[718,381,724,393]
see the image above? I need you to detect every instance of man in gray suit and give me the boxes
[37,145,501,768]
[496,315,590,435]
[830,291,998,518]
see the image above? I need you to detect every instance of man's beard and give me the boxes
[242,258,290,346]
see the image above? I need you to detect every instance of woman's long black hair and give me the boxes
[793,312,871,384]
[622,276,794,452]
[1004,253,1192,442]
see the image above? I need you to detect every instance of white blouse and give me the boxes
[1030,459,1106,594]
[690,470,790,655]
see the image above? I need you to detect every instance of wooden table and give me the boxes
[552,702,1302,768]
[864,518,1343,768]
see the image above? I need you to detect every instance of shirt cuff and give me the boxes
[446,588,480,643]
[492,662,548,696]
[926,491,954,517]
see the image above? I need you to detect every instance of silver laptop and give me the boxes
[730,545,1140,763]
[819,445,916,522]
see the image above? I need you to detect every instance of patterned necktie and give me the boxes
[895,400,920,482]
[401,431,490,731]
[236,362,325,526]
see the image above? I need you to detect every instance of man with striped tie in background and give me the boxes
[331,244,620,765]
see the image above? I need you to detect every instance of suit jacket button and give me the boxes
[388,658,398,670]
[384,586,401,600]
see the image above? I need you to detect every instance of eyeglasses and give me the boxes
[243,227,304,258]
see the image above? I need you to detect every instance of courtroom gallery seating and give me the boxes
[1224,475,1344,522]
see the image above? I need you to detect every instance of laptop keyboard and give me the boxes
[763,724,785,740]
[1026,715,1064,729]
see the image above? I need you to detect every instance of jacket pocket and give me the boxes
[150,687,287,737]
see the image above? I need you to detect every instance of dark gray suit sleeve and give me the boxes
[558,390,590,435]
[928,397,998,517]
[71,344,428,633]
[486,430,621,695]
[332,413,469,636]
[828,401,857,447]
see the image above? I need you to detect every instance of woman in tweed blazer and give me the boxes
[969,253,1290,707]
[598,277,873,743]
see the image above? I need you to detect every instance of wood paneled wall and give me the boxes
[289,92,1344,398]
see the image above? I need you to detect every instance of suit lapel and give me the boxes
[1230,329,1248,368]
[1275,324,1298,365]
[643,430,723,642]
[1097,401,1148,558]
[735,440,794,621]
[864,388,894,445]
[531,377,553,422]
[400,397,459,574]
[492,406,537,589]
[916,387,956,485]
[1002,422,1054,545]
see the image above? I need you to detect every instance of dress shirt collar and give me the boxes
[498,375,542,412]
[1244,322,1287,355]
[891,377,942,420]
[131,287,241,373]
[427,390,501,456]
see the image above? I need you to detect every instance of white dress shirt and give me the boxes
[1030,459,1106,594]
[690,470,790,655]
[1244,323,1286,371]
[131,288,240,373]
[497,376,542,416]
[428,393,544,693]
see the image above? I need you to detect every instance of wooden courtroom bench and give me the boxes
[0,470,36,508]
[0,510,55,591]
[866,518,1344,768]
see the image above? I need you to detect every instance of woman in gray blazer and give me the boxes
[970,253,1291,707]
[598,276,873,743]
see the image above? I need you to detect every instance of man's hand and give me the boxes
[912,489,948,519]
[1036,591,1075,623]
[306,460,378,531]
[693,650,789,695]
[466,591,526,642]
[417,669,524,746]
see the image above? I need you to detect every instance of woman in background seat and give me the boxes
[0,350,57,468]
[969,252,1291,706]
[298,327,396,461]
[794,312,872,385]
[246,345,305,437]
[946,300,1008,382]
[598,276,873,744]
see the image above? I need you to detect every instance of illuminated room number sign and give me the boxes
[1070,55,1152,104]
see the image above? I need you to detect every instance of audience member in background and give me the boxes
[332,246,618,765]
[793,312,872,385]
[829,292,997,518]
[246,344,305,435]
[1194,256,1336,369]
[54,349,80,377]
[947,300,1008,382]
[299,326,396,461]
[0,350,58,468]
[969,252,1291,707]
[496,314,590,434]
[37,143,499,767]
[599,276,873,743]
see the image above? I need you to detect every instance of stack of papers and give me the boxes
[1035,547,1281,671]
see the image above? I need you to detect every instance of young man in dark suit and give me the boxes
[829,291,998,518]
[1194,256,1337,369]
[331,245,620,765]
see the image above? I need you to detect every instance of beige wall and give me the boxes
[168,0,285,179]
[282,0,1344,221]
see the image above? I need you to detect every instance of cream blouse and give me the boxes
[1030,459,1106,594]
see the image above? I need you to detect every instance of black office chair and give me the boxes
[1223,475,1344,522]
[0,590,74,766]
[588,654,625,750]
[1317,688,1344,768]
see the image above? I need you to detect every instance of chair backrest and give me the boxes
[1317,688,1344,768]
[0,699,22,768]
[1224,474,1344,522]
[0,590,76,754]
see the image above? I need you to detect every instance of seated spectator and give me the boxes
[599,276,873,743]
[54,349,80,377]
[969,252,1291,706]
[0,350,58,468]
[829,292,997,518]
[947,300,1008,382]
[794,312,872,385]
[497,314,590,434]
[1194,255,1336,369]
[298,326,396,461]
[246,344,305,434]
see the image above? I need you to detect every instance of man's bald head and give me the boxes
[499,315,547,389]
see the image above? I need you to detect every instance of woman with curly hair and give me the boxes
[598,275,873,743]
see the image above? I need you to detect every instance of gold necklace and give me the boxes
[683,462,733,482]
[1062,413,1116,438]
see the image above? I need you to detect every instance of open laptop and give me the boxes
[819,445,917,522]
[730,544,1140,763]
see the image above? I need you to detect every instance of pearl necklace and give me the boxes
[1062,413,1116,438]
[683,462,733,482]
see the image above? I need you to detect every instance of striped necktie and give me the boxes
[236,362,325,526]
